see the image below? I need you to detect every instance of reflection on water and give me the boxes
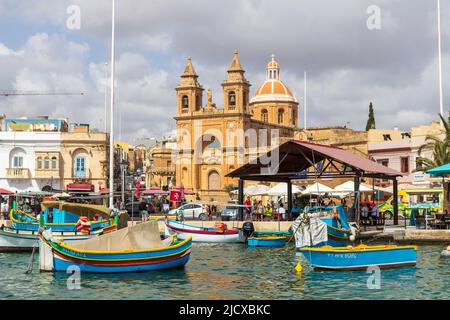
[0,244,448,300]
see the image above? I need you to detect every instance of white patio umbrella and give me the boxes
[333,181,373,193]
[301,182,333,195]
[231,184,271,196]
[267,183,302,196]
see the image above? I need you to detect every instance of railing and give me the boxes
[35,169,60,178]
[151,166,176,174]
[6,168,30,179]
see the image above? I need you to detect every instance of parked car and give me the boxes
[169,203,208,220]
[221,206,239,221]
[125,202,146,219]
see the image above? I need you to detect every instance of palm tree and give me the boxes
[416,113,450,171]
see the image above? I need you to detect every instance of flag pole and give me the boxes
[438,0,444,127]
[304,71,307,130]
[109,0,116,209]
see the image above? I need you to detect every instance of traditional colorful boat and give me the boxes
[294,205,356,247]
[147,214,177,221]
[11,201,115,232]
[165,219,240,243]
[247,236,286,247]
[39,221,192,273]
[298,244,417,271]
[0,226,104,252]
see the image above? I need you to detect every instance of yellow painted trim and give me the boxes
[326,225,351,233]
[56,234,191,254]
[10,212,112,227]
[300,244,417,253]
[248,236,286,240]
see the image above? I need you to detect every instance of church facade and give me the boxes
[173,52,306,202]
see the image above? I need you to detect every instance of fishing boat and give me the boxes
[247,236,286,247]
[165,219,240,243]
[299,244,417,271]
[0,226,103,252]
[11,201,115,232]
[39,221,192,273]
[293,205,356,247]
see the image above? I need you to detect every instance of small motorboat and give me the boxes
[39,221,192,273]
[299,244,417,271]
[247,236,286,247]
[441,245,450,258]
[165,219,240,243]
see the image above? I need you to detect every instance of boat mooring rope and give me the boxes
[24,241,37,274]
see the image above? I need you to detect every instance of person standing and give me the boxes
[244,196,252,219]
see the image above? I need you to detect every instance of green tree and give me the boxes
[365,102,376,131]
[416,113,450,171]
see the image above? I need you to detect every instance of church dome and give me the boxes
[250,55,298,104]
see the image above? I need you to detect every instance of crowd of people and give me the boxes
[244,196,288,221]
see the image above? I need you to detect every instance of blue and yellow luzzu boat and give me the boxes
[247,236,286,247]
[299,244,417,271]
[11,201,115,232]
[39,221,192,273]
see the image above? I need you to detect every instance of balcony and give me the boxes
[34,169,61,179]
[6,168,30,179]
[151,166,176,175]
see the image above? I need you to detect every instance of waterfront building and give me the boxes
[368,121,444,188]
[0,116,108,193]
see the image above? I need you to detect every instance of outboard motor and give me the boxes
[241,221,255,242]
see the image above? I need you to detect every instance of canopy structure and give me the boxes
[227,140,403,225]
[40,201,112,220]
[333,181,373,193]
[267,183,302,196]
[0,188,13,195]
[142,187,169,196]
[301,182,333,195]
[426,163,450,177]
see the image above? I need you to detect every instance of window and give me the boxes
[196,95,201,111]
[51,157,57,170]
[37,157,43,170]
[278,109,284,124]
[242,92,247,110]
[228,91,236,108]
[261,109,268,122]
[75,156,86,178]
[401,157,409,173]
[208,170,221,190]
[13,156,23,168]
[181,95,189,112]
[377,159,389,167]
[44,157,50,170]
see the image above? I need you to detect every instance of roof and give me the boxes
[227,140,402,181]
[0,188,13,195]
[426,163,450,176]
[40,201,111,220]
[250,80,297,103]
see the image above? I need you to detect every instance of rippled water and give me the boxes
[0,244,448,300]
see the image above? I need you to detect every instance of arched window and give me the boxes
[10,147,25,168]
[181,95,189,112]
[196,95,201,111]
[208,170,220,190]
[44,157,50,170]
[228,91,236,108]
[37,157,43,170]
[261,109,268,122]
[182,167,188,184]
[51,157,57,170]
[74,156,86,178]
[278,109,284,124]
[242,92,247,110]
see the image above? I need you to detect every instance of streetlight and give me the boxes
[120,159,128,208]
[109,0,116,209]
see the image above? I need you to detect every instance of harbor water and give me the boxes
[0,244,448,300]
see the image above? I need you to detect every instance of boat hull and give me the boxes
[165,220,240,243]
[0,228,103,252]
[247,236,286,247]
[299,245,417,271]
[39,232,192,273]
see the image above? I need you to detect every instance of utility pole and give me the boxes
[109,0,116,209]
[438,0,444,127]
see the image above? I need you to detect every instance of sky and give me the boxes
[0,0,449,144]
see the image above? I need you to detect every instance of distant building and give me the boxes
[0,117,108,193]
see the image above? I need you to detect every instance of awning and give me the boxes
[301,182,333,195]
[142,187,169,195]
[99,188,110,194]
[0,188,14,195]
[66,184,94,192]
[426,163,450,177]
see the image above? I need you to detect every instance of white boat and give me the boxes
[164,219,241,243]
[0,226,103,252]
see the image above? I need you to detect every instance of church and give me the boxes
[173,51,308,202]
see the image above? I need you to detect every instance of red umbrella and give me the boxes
[0,188,13,195]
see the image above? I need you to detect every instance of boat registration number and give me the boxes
[327,253,357,259]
